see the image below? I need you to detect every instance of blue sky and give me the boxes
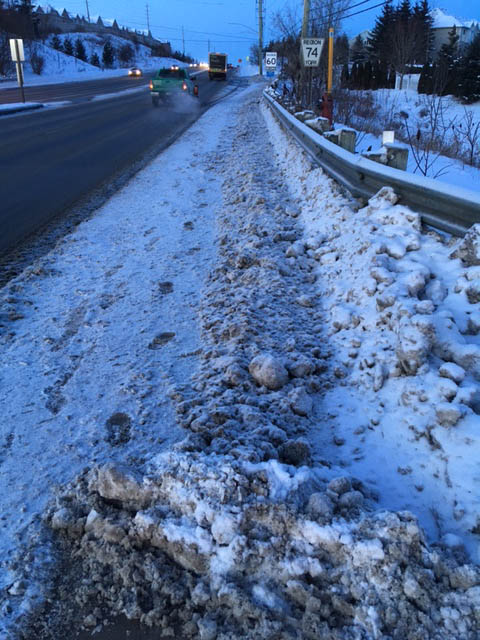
[54,1,478,62]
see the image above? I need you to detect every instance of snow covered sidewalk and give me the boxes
[1,81,480,639]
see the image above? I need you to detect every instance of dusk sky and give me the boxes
[53,1,478,62]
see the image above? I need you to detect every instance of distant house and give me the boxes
[430,8,480,57]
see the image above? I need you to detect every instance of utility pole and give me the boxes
[182,26,185,57]
[301,0,310,38]
[146,3,150,34]
[85,0,90,23]
[258,0,263,75]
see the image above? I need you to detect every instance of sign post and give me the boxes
[10,38,25,103]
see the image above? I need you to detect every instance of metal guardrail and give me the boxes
[264,91,480,236]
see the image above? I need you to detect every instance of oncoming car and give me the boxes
[127,67,142,77]
[149,66,199,107]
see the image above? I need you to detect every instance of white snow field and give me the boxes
[1,79,480,638]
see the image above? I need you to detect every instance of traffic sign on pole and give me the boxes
[265,51,277,70]
[9,39,25,103]
[301,38,324,67]
[9,38,24,62]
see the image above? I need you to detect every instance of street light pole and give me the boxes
[258,0,263,76]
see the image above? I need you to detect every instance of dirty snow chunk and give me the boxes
[289,387,313,417]
[370,266,394,285]
[396,323,430,375]
[377,238,407,259]
[437,377,458,401]
[307,492,334,520]
[288,354,315,378]
[248,353,289,390]
[211,513,238,545]
[439,362,466,384]
[331,305,353,332]
[435,402,464,427]
[296,294,314,307]
[351,539,385,566]
[425,278,447,304]
[403,270,428,297]
[449,565,480,590]
[327,476,351,495]
[450,223,480,266]
[95,464,152,508]
[285,241,305,258]
[278,439,311,466]
[368,186,399,207]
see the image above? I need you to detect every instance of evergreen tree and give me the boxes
[90,52,100,67]
[51,34,62,52]
[118,43,134,65]
[412,0,433,64]
[102,40,115,68]
[387,65,396,88]
[436,25,459,95]
[334,34,349,65]
[63,37,73,57]
[74,37,87,62]
[340,63,350,88]
[456,33,480,103]
[364,60,373,89]
[417,61,429,93]
[351,34,367,63]
[367,0,395,63]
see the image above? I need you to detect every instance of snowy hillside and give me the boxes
[5,33,186,86]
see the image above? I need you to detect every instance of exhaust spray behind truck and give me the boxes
[208,52,227,80]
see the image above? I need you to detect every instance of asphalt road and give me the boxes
[0,68,164,104]
[0,72,239,257]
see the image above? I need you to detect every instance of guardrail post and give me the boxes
[323,128,356,152]
[384,143,408,171]
[305,116,330,134]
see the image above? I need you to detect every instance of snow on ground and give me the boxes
[334,88,480,193]
[0,79,232,615]
[264,103,480,560]
[0,32,187,90]
[1,79,480,638]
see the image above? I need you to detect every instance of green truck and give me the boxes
[208,53,227,80]
[149,66,199,107]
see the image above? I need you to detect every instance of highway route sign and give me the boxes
[301,38,324,67]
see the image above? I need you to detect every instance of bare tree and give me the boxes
[389,18,421,89]
[402,94,456,178]
[272,0,352,108]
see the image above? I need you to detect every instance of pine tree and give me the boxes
[63,37,73,57]
[456,33,480,103]
[74,37,87,62]
[340,63,350,88]
[412,0,433,64]
[334,34,350,65]
[102,40,115,68]
[90,52,100,67]
[351,34,367,63]
[364,60,373,89]
[367,0,395,64]
[51,34,62,52]
[436,25,459,95]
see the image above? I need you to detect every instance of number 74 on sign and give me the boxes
[301,38,325,67]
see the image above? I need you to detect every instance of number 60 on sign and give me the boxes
[301,38,324,67]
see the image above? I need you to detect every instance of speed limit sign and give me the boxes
[301,38,324,67]
[265,51,277,69]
